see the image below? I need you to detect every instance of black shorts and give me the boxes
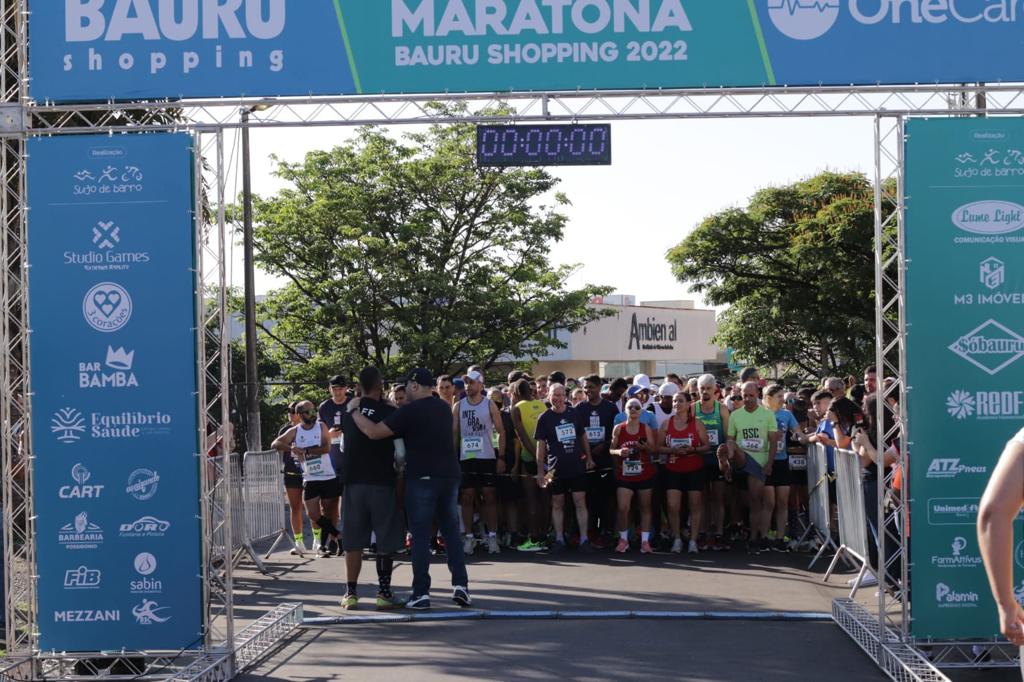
[460,458,497,489]
[521,460,538,477]
[284,474,303,490]
[304,477,343,501]
[703,452,725,483]
[789,468,809,486]
[587,468,616,495]
[342,483,404,554]
[549,474,588,495]
[666,469,705,492]
[497,470,522,502]
[732,470,749,491]
[616,477,655,492]
[766,460,791,487]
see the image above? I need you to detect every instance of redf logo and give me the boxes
[927,458,987,479]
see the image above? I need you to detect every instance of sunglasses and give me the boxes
[298,409,315,416]
[627,406,641,411]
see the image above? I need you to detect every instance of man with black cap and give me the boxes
[316,374,350,556]
[350,368,470,610]
[339,367,405,611]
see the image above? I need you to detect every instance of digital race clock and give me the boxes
[476,124,612,167]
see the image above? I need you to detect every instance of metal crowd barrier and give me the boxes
[208,451,297,575]
[243,449,298,562]
[823,448,871,598]
[802,443,838,569]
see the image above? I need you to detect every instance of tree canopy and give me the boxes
[666,171,893,379]
[250,114,610,385]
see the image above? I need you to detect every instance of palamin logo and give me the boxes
[628,313,678,350]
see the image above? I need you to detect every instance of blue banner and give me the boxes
[27,133,202,652]
[28,1,1024,103]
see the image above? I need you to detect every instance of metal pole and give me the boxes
[241,108,262,451]
[872,115,888,662]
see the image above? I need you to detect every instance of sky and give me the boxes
[222,116,877,310]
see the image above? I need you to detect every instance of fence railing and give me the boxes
[803,443,838,569]
[824,448,872,598]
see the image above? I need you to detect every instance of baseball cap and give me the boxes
[658,383,679,397]
[405,368,434,386]
[464,370,484,384]
[626,385,645,398]
[453,378,465,390]
[632,373,651,388]
[328,374,347,387]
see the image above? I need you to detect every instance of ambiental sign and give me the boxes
[29,1,1024,102]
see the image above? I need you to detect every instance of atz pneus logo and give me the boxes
[767,0,840,40]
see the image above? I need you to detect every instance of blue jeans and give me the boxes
[406,476,468,597]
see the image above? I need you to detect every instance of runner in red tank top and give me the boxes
[658,392,710,554]
[611,398,657,554]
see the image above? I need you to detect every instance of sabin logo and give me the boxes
[767,0,840,40]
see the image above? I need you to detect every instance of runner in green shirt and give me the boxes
[726,381,779,555]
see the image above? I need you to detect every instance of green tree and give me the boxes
[250,116,610,383]
[667,171,893,379]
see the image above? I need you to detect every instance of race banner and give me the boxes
[29,1,1024,102]
[905,118,1024,640]
[27,133,202,652]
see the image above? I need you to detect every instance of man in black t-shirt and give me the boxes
[535,384,595,554]
[576,374,619,547]
[340,367,404,611]
[350,368,469,611]
[316,374,350,557]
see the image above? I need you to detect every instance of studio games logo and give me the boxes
[767,0,840,40]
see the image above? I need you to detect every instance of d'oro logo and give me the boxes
[767,0,840,40]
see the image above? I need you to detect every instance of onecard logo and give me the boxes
[767,0,840,40]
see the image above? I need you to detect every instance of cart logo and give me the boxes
[980,257,1005,290]
[132,600,170,625]
[52,408,86,443]
[948,319,1024,375]
[767,0,840,40]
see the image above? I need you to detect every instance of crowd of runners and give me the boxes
[271,365,891,610]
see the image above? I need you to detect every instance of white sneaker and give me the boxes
[463,536,476,555]
[688,539,699,554]
[671,538,683,554]
[486,535,500,554]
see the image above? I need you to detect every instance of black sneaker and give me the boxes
[549,540,567,554]
[328,537,340,557]
[746,540,760,555]
[319,543,332,558]
[452,586,472,608]
[578,541,594,554]
[759,538,772,554]
[406,594,430,610]
[772,539,790,553]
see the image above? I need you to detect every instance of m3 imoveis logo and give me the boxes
[767,0,841,40]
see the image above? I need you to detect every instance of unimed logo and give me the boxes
[926,458,986,479]
[935,582,979,608]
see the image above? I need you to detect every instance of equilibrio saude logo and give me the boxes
[767,0,1020,41]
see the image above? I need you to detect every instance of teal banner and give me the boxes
[29,1,1024,102]
[905,118,1024,641]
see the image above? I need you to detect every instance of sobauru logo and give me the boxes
[767,0,840,40]
[952,201,1024,235]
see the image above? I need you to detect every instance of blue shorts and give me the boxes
[741,455,766,483]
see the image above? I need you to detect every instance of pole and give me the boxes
[241,108,262,451]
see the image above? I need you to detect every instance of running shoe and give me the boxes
[670,538,683,554]
[772,539,790,553]
[746,540,760,555]
[517,539,544,553]
[688,539,699,554]
[549,540,567,554]
[328,537,340,557]
[432,537,446,556]
[463,535,476,556]
[615,538,629,554]
[697,533,709,552]
[376,593,407,611]
[341,592,358,610]
[452,586,472,608]
[319,543,332,558]
[486,535,500,555]
[759,538,772,554]
[406,594,430,610]
[640,540,653,554]
[578,541,594,554]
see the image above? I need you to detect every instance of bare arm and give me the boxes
[452,402,461,456]
[490,401,507,471]
[271,426,296,452]
[352,410,395,441]
[512,405,535,457]
[978,438,1024,644]
[694,420,710,455]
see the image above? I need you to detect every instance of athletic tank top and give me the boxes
[458,396,495,461]
[665,417,702,473]
[515,400,546,462]
[695,401,724,448]
[652,404,674,430]
[616,423,656,482]
[295,423,335,481]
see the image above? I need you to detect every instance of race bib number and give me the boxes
[707,430,719,446]
[741,437,764,452]
[555,423,576,444]
[623,459,643,477]
[789,455,807,471]
[306,455,329,477]
[586,426,605,443]
[462,436,484,459]
[670,437,692,449]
